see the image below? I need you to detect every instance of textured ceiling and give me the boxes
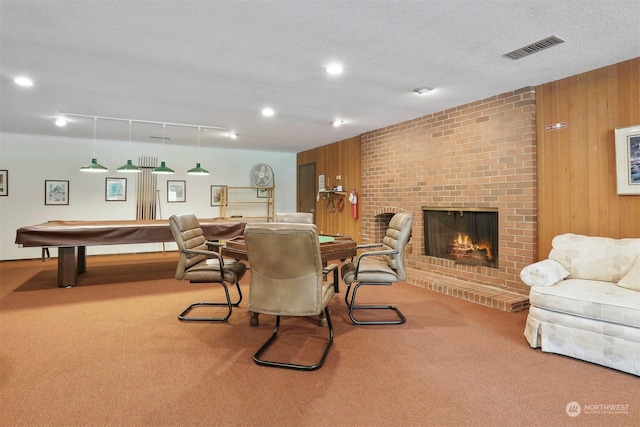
[1,0,639,152]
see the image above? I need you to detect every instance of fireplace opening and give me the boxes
[423,207,498,268]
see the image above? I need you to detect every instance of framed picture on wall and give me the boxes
[615,124,640,195]
[0,170,7,196]
[167,180,186,203]
[211,185,226,206]
[105,177,127,201]
[45,180,69,205]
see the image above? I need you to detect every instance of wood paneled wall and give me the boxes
[536,58,640,258]
[298,58,639,262]
[297,136,362,242]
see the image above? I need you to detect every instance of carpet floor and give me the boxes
[0,252,638,426]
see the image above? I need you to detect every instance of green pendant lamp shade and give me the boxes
[187,162,210,175]
[117,121,142,173]
[80,157,108,172]
[117,159,142,173]
[151,161,175,174]
[81,117,108,172]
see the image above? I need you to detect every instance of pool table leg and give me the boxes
[77,246,86,274]
[57,246,77,287]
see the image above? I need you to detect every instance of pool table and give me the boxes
[15,219,245,287]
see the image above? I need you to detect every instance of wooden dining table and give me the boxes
[220,234,357,266]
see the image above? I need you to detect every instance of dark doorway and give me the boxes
[298,162,316,222]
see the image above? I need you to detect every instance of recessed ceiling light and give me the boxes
[54,117,68,127]
[227,132,237,139]
[332,120,344,127]
[413,87,433,95]
[14,76,34,87]
[325,63,343,76]
[262,108,274,117]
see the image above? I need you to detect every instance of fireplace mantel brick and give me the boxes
[361,87,536,308]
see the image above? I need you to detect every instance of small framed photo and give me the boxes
[0,170,7,196]
[211,185,226,206]
[167,180,186,203]
[105,177,127,201]
[257,188,271,198]
[615,124,640,195]
[45,180,69,205]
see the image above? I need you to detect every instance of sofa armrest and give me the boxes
[520,259,570,287]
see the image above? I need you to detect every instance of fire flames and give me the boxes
[451,233,493,261]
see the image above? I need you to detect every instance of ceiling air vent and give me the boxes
[505,35,565,59]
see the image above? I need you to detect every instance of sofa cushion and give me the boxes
[548,234,640,282]
[520,259,571,287]
[529,279,640,328]
[617,259,640,291]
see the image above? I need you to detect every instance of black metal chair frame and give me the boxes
[253,303,334,371]
[178,278,243,323]
[177,245,244,323]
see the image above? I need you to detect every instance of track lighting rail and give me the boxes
[61,113,225,131]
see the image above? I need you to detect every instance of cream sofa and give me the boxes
[520,233,640,376]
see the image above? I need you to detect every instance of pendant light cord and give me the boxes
[92,116,97,157]
[197,126,201,162]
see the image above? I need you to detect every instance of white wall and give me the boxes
[0,132,296,260]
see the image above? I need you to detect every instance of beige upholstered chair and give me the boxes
[169,213,247,322]
[341,213,413,325]
[244,222,337,370]
[274,212,313,224]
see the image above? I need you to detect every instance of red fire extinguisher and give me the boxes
[349,189,358,219]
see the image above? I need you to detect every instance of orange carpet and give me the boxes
[0,252,638,426]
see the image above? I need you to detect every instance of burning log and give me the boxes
[449,233,493,266]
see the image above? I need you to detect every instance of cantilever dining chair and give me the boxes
[169,213,247,322]
[341,212,413,325]
[244,222,337,370]
[274,212,314,224]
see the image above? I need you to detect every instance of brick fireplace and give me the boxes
[360,87,537,312]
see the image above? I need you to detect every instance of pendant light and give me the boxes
[80,116,108,172]
[187,126,210,175]
[117,120,142,173]
[151,123,175,175]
